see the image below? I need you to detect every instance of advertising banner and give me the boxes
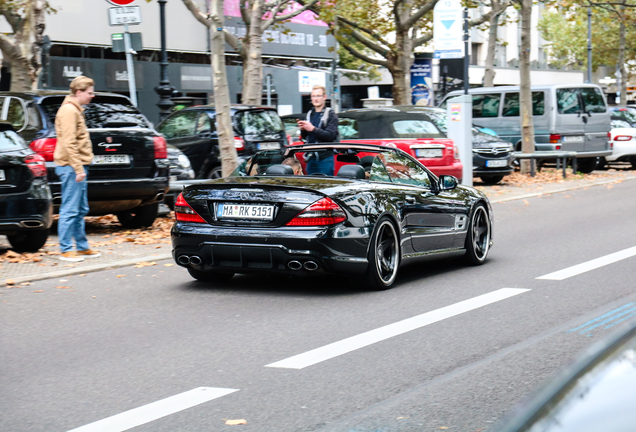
[50,59,94,87]
[433,0,464,59]
[410,57,433,106]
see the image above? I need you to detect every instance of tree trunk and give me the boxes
[391,9,413,106]
[617,8,626,105]
[210,0,239,177]
[519,0,534,174]
[241,1,264,105]
[483,4,500,87]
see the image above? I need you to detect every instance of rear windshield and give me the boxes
[611,108,636,124]
[235,110,284,135]
[339,115,444,139]
[0,130,27,151]
[41,96,152,129]
[557,87,607,114]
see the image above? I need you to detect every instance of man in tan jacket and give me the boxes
[54,76,101,262]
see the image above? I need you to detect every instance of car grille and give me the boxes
[473,148,511,157]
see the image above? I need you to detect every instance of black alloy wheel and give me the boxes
[464,204,491,265]
[116,203,159,229]
[7,229,49,253]
[365,218,400,290]
[577,157,599,174]
[207,166,223,179]
[480,175,504,185]
[187,267,234,283]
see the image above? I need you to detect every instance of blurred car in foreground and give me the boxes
[600,118,636,169]
[497,319,636,432]
[171,143,493,290]
[157,104,287,179]
[0,123,52,252]
[609,105,636,127]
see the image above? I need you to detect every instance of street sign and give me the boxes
[433,0,464,59]
[108,6,141,26]
[111,32,143,53]
[107,0,136,5]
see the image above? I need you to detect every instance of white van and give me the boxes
[441,84,612,173]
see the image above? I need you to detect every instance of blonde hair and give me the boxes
[311,85,327,96]
[282,156,303,174]
[69,76,95,95]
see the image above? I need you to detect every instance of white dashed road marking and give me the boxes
[537,245,636,281]
[66,387,238,432]
[266,288,530,370]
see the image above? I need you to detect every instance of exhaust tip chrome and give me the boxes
[155,192,165,202]
[189,255,202,265]
[304,261,318,271]
[177,255,191,266]
[20,220,44,228]
[288,260,302,271]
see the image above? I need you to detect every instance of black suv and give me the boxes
[0,91,170,228]
[0,123,52,252]
[156,105,287,179]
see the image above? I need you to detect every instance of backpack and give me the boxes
[306,107,340,142]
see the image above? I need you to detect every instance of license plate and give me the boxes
[415,148,443,158]
[217,203,274,220]
[0,169,4,181]
[257,142,281,150]
[485,159,509,167]
[563,135,584,143]
[93,154,130,165]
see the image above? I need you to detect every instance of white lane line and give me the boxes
[266,288,530,370]
[67,387,238,432]
[537,245,636,281]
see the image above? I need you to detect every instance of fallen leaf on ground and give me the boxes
[56,286,71,289]
[164,263,173,267]
[438,428,449,430]
[33,290,43,293]
[225,419,247,425]
[5,279,14,285]
[134,261,157,268]
[116,274,127,278]
[523,199,529,206]
[21,282,31,286]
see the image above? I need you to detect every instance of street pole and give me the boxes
[123,23,138,107]
[587,7,592,83]
[331,17,341,112]
[463,7,469,94]
[155,0,174,121]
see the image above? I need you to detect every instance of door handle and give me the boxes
[405,196,416,204]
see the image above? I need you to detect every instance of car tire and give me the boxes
[7,229,49,253]
[576,157,598,174]
[187,267,234,283]
[207,166,223,179]
[364,217,400,290]
[116,203,159,229]
[464,203,491,266]
[630,156,636,170]
[480,175,504,185]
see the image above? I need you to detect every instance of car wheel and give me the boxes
[364,217,400,290]
[630,157,636,170]
[7,229,49,253]
[207,166,223,179]
[464,203,491,266]
[116,203,159,229]
[577,157,598,174]
[480,175,504,185]
[187,267,234,283]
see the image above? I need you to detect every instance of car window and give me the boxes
[196,112,212,134]
[418,109,448,133]
[41,95,152,129]
[611,109,636,124]
[611,119,631,129]
[557,88,582,114]
[235,110,284,135]
[502,92,545,117]
[391,119,440,138]
[231,150,285,176]
[580,87,606,113]
[369,155,391,182]
[381,151,432,188]
[157,111,199,139]
[472,94,500,118]
[6,98,26,130]
[0,130,27,151]
[338,118,359,139]
[282,118,301,138]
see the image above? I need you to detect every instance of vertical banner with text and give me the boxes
[410,57,434,106]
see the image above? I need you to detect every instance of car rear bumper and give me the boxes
[172,223,370,276]
[606,142,636,161]
[0,184,53,235]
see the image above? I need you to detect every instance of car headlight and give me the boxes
[177,154,191,168]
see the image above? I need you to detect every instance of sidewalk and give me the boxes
[2,169,635,284]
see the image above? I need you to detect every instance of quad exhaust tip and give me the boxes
[177,255,191,266]
[288,260,302,271]
[288,260,319,271]
[304,261,318,271]
[189,255,202,265]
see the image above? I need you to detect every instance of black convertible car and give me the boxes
[171,143,493,290]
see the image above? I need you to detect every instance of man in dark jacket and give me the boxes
[298,85,339,175]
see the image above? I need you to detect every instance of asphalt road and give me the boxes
[2,180,636,432]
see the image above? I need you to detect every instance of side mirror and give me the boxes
[438,175,458,192]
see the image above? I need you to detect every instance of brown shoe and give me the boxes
[77,249,101,258]
[59,251,84,262]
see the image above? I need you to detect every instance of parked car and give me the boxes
[441,84,612,173]
[156,104,287,179]
[0,123,52,252]
[609,105,636,127]
[396,106,514,184]
[0,91,170,228]
[602,118,636,169]
[497,319,636,432]
[171,143,492,290]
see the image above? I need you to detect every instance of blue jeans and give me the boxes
[306,155,334,176]
[55,165,89,253]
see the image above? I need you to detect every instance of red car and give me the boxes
[282,109,462,180]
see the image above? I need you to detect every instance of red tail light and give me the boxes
[153,136,168,159]
[614,135,632,141]
[549,134,561,144]
[30,138,57,162]
[25,154,47,178]
[286,197,346,226]
[174,193,206,223]
[453,144,460,160]
[234,136,245,151]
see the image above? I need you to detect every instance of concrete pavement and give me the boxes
[2,169,635,284]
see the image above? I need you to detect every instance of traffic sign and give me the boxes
[434,0,464,59]
[109,6,142,26]
[107,0,136,5]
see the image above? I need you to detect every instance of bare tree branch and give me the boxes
[340,41,389,67]
[181,0,211,27]
[340,23,392,57]
[402,0,439,31]
[262,0,319,30]
[337,16,392,48]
